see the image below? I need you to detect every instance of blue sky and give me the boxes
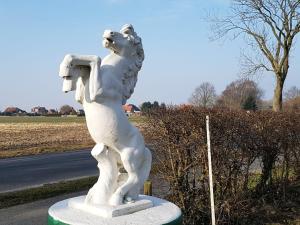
[0,0,299,111]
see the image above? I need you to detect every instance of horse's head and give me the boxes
[102,24,144,62]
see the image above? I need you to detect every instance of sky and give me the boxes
[0,0,299,111]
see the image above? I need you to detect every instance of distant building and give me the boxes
[31,106,48,115]
[4,107,27,115]
[48,109,58,115]
[122,104,141,116]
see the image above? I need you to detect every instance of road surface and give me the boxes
[0,149,98,193]
[0,173,167,225]
[0,191,87,225]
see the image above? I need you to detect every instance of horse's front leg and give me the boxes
[109,147,144,206]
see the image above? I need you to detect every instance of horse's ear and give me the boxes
[89,58,101,101]
[75,76,84,103]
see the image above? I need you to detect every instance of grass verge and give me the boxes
[0,176,97,209]
[0,116,86,123]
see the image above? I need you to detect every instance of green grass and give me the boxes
[0,176,97,209]
[247,172,262,189]
[0,116,86,123]
[128,115,147,124]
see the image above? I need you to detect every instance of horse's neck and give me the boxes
[102,53,133,68]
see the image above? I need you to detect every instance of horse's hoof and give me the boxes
[124,196,135,204]
[109,194,123,206]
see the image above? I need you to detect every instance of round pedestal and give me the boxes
[48,195,182,225]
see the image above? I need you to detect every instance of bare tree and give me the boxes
[59,105,76,115]
[210,0,300,111]
[189,82,217,108]
[284,86,300,100]
[284,96,300,111]
[217,79,263,109]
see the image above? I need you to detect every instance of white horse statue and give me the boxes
[59,24,151,206]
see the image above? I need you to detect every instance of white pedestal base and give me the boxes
[68,195,153,218]
[48,195,182,225]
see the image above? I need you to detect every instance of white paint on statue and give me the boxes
[69,195,153,218]
[59,24,152,208]
[49,195,182,225]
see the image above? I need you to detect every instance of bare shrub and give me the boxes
[144,107,300,225]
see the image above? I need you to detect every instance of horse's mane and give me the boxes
[121,28,144,104]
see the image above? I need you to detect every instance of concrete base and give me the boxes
[68,195,153,218]
[48,195,182,225]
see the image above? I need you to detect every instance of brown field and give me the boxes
[0,121,94,158]
[0,116,145,158]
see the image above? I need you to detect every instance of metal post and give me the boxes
[206,115,216,225]
[144,180,152,196]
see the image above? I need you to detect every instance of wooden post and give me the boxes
[144,180,152,196]
[206,115,216,225]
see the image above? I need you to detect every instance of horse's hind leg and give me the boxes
[126,147,152,201]
[109,147,143,206]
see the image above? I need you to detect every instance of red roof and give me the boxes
[123,104,133,112]
[4,107,26,113]
[122,104,140,113]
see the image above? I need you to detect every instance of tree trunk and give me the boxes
[273,75,285,112]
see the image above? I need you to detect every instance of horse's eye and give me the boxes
[127,36,133,42]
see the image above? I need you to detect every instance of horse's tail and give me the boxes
[85,144,118,205]
[139,147,152,187]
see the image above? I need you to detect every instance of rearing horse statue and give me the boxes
[59,24,151,206]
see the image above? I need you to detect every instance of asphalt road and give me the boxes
[0,149,98,193]
[0,173,167,225]
[0,191,87,225]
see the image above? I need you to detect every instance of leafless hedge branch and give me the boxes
[144,106,300,224]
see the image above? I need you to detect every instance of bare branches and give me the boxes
[189,82,217,108]
[217,78,263,110]
[240,50,273,77]
[209,0,300,111]
[284,85,300,100]
[210,0,300,74]
[145,107,300,224]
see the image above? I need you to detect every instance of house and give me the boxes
[31,106,48,115]
[4,107,27,115]
[48,109,58,115]
[122,104,141,116]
